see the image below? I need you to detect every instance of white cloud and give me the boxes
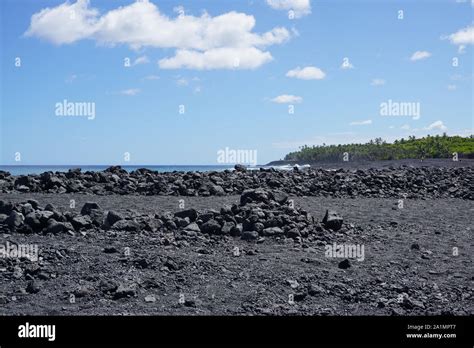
[286,66,325,80]
[445,25,474,46]
[159,47,273,70]
[350,119,372,126]
[133,55,149,66]
[447,84,457,90]
[266,0,311,18]
[401,124,410,130]
[425,120,447,131]
[271,94,303,104]
[371,78,385,86]
[410,51,431,61]
[24,0,99,44]
[25,0,291,70]
[120,88,140,96]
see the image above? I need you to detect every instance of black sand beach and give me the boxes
[0,159,472,315]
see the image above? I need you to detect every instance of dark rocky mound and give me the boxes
[0,189,353,243]
[0,164,472,199]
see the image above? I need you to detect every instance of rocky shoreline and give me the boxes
[1,163,473,199]
[0,161,472,316]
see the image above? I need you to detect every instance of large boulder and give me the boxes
[200,219,221,234]
[24,212,42,231]
[106,210,124,226]
[0,201,13,215]
[44,219,68,234]
[210,185,225,196]
[240,189,274,205]
[174,209,198,222]
[81,202,101,216]
[263,227,284,236]
[322,210,343,231]
[234,164,247,172]
[71,215,92,230]
[112,219,139,232]
[5,211,24,229]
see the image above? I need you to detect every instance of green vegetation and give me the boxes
[284,134,474,162]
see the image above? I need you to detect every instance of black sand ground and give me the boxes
[0,193,472,316]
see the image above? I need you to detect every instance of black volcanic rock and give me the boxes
[234,164,247,172]
[322,210,343,231]
[0,164,472,200]
[81,202,101,216]
[338,259,351,269]
[174,209,198,222]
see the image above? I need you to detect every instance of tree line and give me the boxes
[284,134,474,162]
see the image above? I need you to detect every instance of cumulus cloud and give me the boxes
[159,47,273,70]
[425,120,447,131]
[25,0,291,70]
[133,55,149,66]
[410,51,431,61]
[271,94,303,104]
[349,119,372,126]
[445,25,474,46]
[266,0,311,18]
[24,0,99,44]
[286,66,325,80]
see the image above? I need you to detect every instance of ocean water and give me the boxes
[0,164,309,176]
[0,165,237,176]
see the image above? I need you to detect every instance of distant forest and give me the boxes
[284,134,474,162]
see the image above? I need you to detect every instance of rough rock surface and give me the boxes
[1,161,472,200]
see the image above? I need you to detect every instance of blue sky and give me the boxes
[0,0,473,165]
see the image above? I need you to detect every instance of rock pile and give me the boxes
[0,165,472,199]
[0,189,349,241]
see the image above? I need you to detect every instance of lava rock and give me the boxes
[106,210,123,226]
[44,219,68,234]
[241,231,259,241]
[71,215,92,230]
[5,211,24,229]
[113,284,136,299]
[234,164,247,172]
[200,219,221,235]
[80,202,101,216]
[338,259,351,269]
[174,209,198,221]
[240,189,274,205]
[263,227,284,236]
[26,281,40,294]
[322,210,343,231]
[112,219,140,232]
